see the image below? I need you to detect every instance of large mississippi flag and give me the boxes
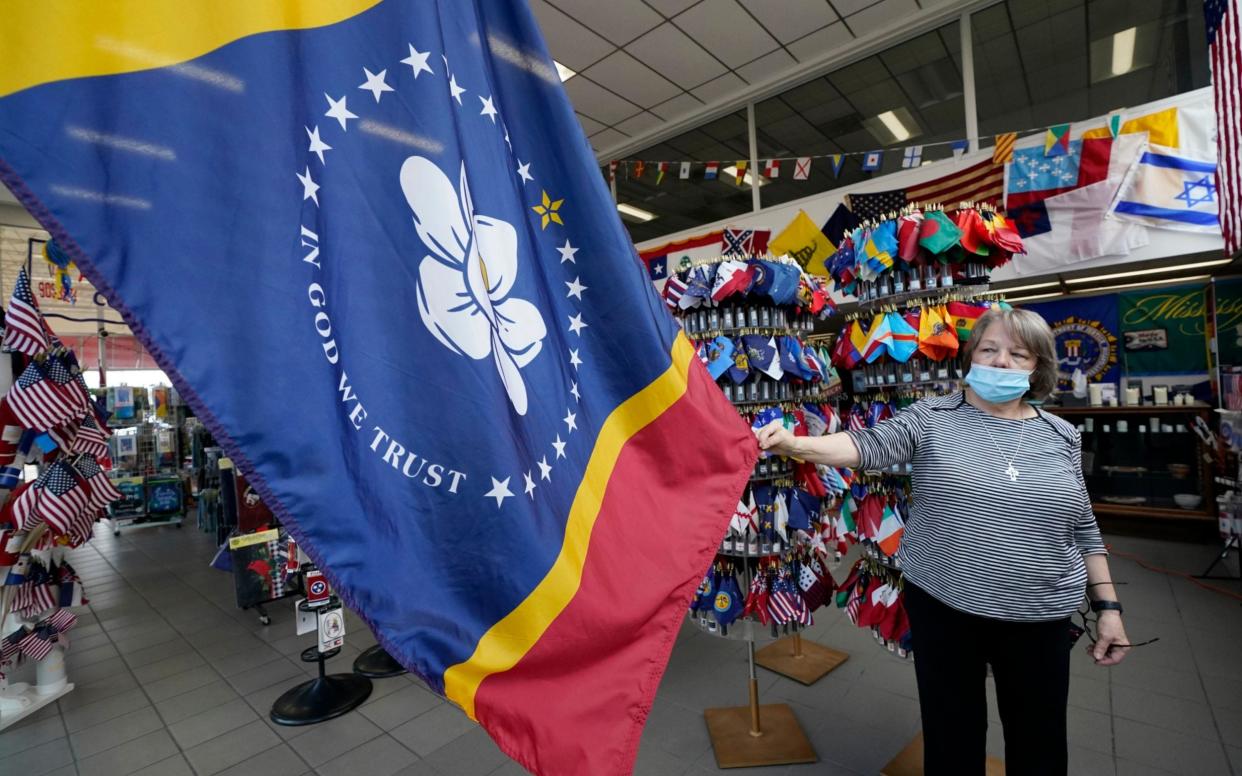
[0,3,757,773]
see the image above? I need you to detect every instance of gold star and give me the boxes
[531,190,564,229]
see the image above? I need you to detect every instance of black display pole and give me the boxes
[270,598,372,726]
[353,644,407,678]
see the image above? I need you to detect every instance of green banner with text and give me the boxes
[1118,283,1209,374]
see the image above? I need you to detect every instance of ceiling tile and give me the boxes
[673,0,781,68]
[829,0,881,16]
[589,127,631,152]
[691,71,748,103]
[736,49,797,84]
[737,0,840,44]
[644,0,704,14]
[651,92,707,121]
[787,22,855,61]
[614,111,665,137]
[576,113,608,136]
[582,50,682,107]
[547,0,664,44]
[847,0,920,33]
[564,76,644,124]
[528,0,615,70]
[626,23,728,89]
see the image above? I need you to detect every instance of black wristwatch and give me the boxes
[1090,600,1124,615]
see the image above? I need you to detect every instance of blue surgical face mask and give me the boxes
[965,363,1031,403]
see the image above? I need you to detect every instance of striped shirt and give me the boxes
[846,392,1106,621]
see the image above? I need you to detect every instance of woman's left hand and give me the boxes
[1089,611,1130,666]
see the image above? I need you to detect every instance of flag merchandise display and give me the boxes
[0,4,759,774]
[830,154,846,177]
[794,157,812,180]
[902,146,923,168]
[638,230,725,296]
[764,159,780,178]
[656,161,668,184]
[1207,0,1241,255]
[704,161,720,179]
[721,227,771,257]
[862,151,884,171]
[1110,149,1220,232]
[735,160,749,185]
[1044,123,1072,157]
[679,161,691,180]
[846,158,1005,222]
[769,210,835,276]
[993,132,1017,163]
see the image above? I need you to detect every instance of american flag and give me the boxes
[5,362,82,430]
[1208,0,1242,256]
[2,269,50,357]
[44,354,93,413]
[847,158,1005,220]
[7,474,44,531]
[36,461,90,536]
[73,415,111,459]
[76,454,123,509]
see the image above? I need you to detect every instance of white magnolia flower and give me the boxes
[401,157,546,415]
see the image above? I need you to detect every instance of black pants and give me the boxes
[903,583,1070,776]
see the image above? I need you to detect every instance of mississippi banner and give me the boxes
[0,4,757,774]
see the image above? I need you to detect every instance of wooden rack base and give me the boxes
[754,633,849,685]
[881,732,1005,775]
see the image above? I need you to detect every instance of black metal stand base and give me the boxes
[270,647,372,726]
[1196,536,1241,581]
[353,644,407,678]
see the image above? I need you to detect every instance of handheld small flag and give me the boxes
[861,150,883,172]
[793,157,812,180]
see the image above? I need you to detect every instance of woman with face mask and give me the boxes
[757,307,1127,776]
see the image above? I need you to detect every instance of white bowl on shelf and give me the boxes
[1173,494,1202,510]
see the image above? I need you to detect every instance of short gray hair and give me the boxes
[963,307,1058,401]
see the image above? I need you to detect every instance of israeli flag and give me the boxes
[1110,147,1221,232]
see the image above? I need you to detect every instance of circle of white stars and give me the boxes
[302,42,587,511]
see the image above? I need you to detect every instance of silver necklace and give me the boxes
[979,412,1027,481]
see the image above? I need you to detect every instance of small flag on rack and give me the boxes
[2,269,50,357]
[679,161,691,179]
[3,363,82,431]
[656,161,668,184]
[901,146,923,168]
[704,161,719,180]
[763,159,780,178]
[861,150,883,172]
[830,154,845,177]
[734,161,748,185]
[951,139,970,158]
[793,156,812,180]
[993,132,1017,164]
[1044,123,1071,157]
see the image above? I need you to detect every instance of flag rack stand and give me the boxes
[352,644,407,678]
[754,631,849,685]
[703,641,817,768]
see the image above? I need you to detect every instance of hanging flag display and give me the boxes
[608,161,618,181]
[1018,296,1121,389]
[1110,150,1220,232]
[951,139,970,157]
[0,5,759,775]
[656,161,668,184]
[633,160,646,179]
[1107,114,1124,138]
[993,133,1017,163]
[861,151,883,171]
[794,157,812,180]
[901,146,923,168]
[734,161,748,185]
[763,159,780,178]
[1044,123,1071,157]
[720,228,771,257]
[845,158,1003,220]
[704,161,719,180]
[679,161,691,179]
[637,231,725,295]
[769,210,834,276]
[1206,0,1240,256]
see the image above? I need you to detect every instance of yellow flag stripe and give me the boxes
[443,333,696,719]
[0,1,382,98]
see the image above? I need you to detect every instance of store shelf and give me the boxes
[1046,404,1212,415]
[1091,502,1214,520]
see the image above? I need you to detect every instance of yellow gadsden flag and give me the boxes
[770,209,835,276]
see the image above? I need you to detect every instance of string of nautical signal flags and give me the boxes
[604,112,1130,184]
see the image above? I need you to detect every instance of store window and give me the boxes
[755,22,965,210]
[614,109,753,244]
[971,0,1209,141]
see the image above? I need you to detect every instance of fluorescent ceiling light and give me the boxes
[1006,291,1065,303]
[617,202,656,222]
[1072,274,1211,294]
[722,165,766,187]
[553,60,576,82]
[997,281,1060,294]
[876,110,911,142]
[1112,28,1136,77]
[1065,258,1232,284]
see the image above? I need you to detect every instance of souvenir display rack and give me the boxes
[104,401,184,535]
[665,252,848,767]
[0,264,125,730]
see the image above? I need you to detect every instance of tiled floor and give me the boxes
[1,524,1238,775]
